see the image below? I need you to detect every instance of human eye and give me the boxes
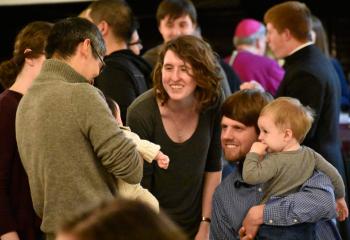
[163,64,173,71]
[179,22,189,29]
[180,66,188,72]
[233,125,243,132]
[166,22,174,28]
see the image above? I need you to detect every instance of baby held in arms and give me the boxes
[106,97,170,211]
[242,97,348,221]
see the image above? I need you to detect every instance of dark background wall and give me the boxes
[0,0,349,78]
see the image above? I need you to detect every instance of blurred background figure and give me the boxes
[142,0,197,67]
[0,21,52,240]
[225,18,284,95]
[56,198,188,240]
[128,30,143,56]
[83,0,152,123]
[194,25,240,93]
[311,15,350,112]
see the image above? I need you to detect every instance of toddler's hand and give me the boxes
[250,142,267,156]
[336,197,349,221]
[155,151,170,169]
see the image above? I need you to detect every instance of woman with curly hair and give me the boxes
[127,35,223,239]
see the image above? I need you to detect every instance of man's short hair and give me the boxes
[221,89,273,134]
[88,0,138,43]
[260,97,314,143]
[156,0,197,26]
[46,17,105,60]
[264,1,312,42]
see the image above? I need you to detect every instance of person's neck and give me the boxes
[165,96,197,114]
[105,37,128,55]
[281,141,300,152]
[9,69,36,95]
[287,40,313,56]
[237,45,260,55]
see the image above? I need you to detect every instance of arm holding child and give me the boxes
[313,149,349,221]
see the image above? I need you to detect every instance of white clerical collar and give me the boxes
[288,41,313,56]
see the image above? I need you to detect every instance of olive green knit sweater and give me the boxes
[16,59,142,239]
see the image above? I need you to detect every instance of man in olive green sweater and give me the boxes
[15,17,143,240]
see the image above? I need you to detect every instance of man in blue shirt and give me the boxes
[210,89,341,240]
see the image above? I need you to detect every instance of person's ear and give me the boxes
[283,28,292,41]
[192,22,198,32]
[284,128,293,142]
[97,20,109,36]
[24,49,35,66]
[310,30,316,42]
[255,38,261,49]
[79,39,91,59]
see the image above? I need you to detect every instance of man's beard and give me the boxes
[223,149,245,173]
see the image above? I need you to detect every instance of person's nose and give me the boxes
[170,26,181,38]
[266,35,271,44]
[169,68,181,82]
[221,127,233,140]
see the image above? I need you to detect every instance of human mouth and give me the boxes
[224,143,239,149]
[170,84,183,89]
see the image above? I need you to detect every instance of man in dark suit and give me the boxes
[264,2,349,239]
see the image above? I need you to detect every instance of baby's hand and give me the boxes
[155,151,170,169]
[250,142,268,156]
[336,197,349,221]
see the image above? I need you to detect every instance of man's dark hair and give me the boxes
[46,17,105,59]
[88,0,138,43]
[156,0,197,26]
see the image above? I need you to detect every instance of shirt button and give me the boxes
[293,219,298,223]
[269,219,273,224]
[258,188,262,192]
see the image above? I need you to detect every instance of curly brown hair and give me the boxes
[153,35,222,111]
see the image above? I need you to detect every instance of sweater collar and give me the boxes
[41,59,89,84]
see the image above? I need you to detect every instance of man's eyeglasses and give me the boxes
[91,43,106,74]
[127,39,142,47]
